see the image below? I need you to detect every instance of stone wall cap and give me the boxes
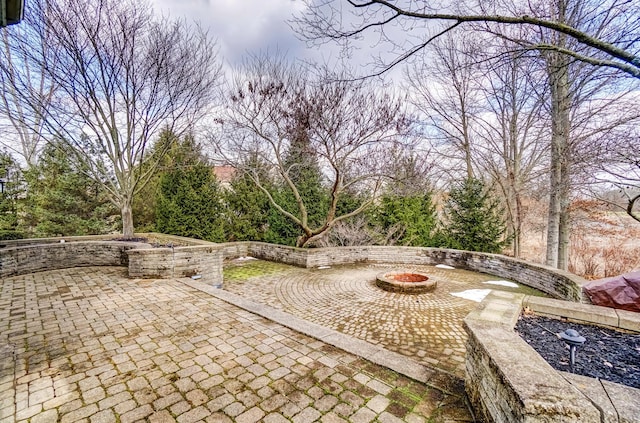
[616,308,640,332]
[464,291,524,327]
[524,296,622,329]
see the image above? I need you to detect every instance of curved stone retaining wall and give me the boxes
[0,241,147,278]
[223,242,587,302]
[0,234,223,286]
[2,236,586,301]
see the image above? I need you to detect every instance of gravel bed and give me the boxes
[515,314,640,389]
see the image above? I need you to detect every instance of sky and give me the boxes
[148,0,397,79]
[150,0,316,67]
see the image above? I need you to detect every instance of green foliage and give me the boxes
[265,131,330,246]
[225,165,271,242]
[373,193,438,246]
[20,142,116,237]
[0,230,24,240]
[264,187,306,246]
[155,138,227,242]
[0,151,22,238]
[133,129,204,232]
[438,178,509,253]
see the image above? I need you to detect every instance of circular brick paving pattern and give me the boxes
[224,261,546,377]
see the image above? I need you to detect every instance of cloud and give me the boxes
[150,0,310,65]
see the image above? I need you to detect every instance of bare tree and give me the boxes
[519,0,640,269]
[303,0,639,269]
[406,33,482,180]
[407,33,549,257]
[0,1,54,168]
[218,56,412,247]
[0,0,221,237]
[294,0,640,79]
[592,131,640,223]
[473,49,548,258]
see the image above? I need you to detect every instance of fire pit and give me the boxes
[376,270,436,294]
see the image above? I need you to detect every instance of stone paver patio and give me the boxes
[1,266,475,422]
[222,260,545,377]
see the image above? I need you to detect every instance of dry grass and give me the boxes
[518,199,640,280]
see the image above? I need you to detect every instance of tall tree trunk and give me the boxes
[545,57,570,269]
[557,155,571,270]
[514,191,523,258]
[509,94,521,258]
[461,106,474,179]
[545,1,571,270]
[121,198,135,238]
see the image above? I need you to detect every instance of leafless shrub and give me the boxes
[569,232,600,280]
[603,246,640,277]
[316,216,379,247]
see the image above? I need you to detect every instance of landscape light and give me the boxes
[559,328,586,373]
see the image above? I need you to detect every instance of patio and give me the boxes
[1,266,477,422]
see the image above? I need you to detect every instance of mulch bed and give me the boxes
[515,314,640,389]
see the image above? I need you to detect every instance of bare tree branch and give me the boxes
[217,54,413,247]
[294,0,640,78]
[1,0,222,236]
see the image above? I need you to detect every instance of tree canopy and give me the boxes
[0,0,222,237]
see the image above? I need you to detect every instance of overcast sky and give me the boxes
[148,0,395,80]
[150,0,317,66]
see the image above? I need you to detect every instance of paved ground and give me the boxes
[1,266,475,422]
[223,260,544,377]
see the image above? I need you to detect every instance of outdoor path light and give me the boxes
[559,328,586,373]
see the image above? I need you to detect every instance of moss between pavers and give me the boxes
[223,260,293,282]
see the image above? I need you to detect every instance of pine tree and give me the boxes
[21,142,116,237]
[372,151,437,246]
[439,178,509,253]
[133,129,204,232]
[0,152,23,240]
[225,154,272,242]
[155,136,227,242]
[375,193,438,246]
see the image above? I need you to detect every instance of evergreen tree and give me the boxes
[264,187,304,246]
[265,126,329,246]
[439,178,509,253]
[21,142,116,237]
[225,154,272,242]
[155,136,226,242]
[371,150,437,246]
[374,193,438,246]
[0,152,23,240]
[132,129,203,232]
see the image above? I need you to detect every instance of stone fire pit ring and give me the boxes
[376,270,437,294]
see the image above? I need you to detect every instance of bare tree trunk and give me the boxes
[545,126,562,267]
[120,199,134,238]
[461,104,474,180]
[544,0,572,270]
[508,92,520,257]
[514,192,523,258]
[557,154,571,270]
[545,76,568,267]
[545,51,571,269]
